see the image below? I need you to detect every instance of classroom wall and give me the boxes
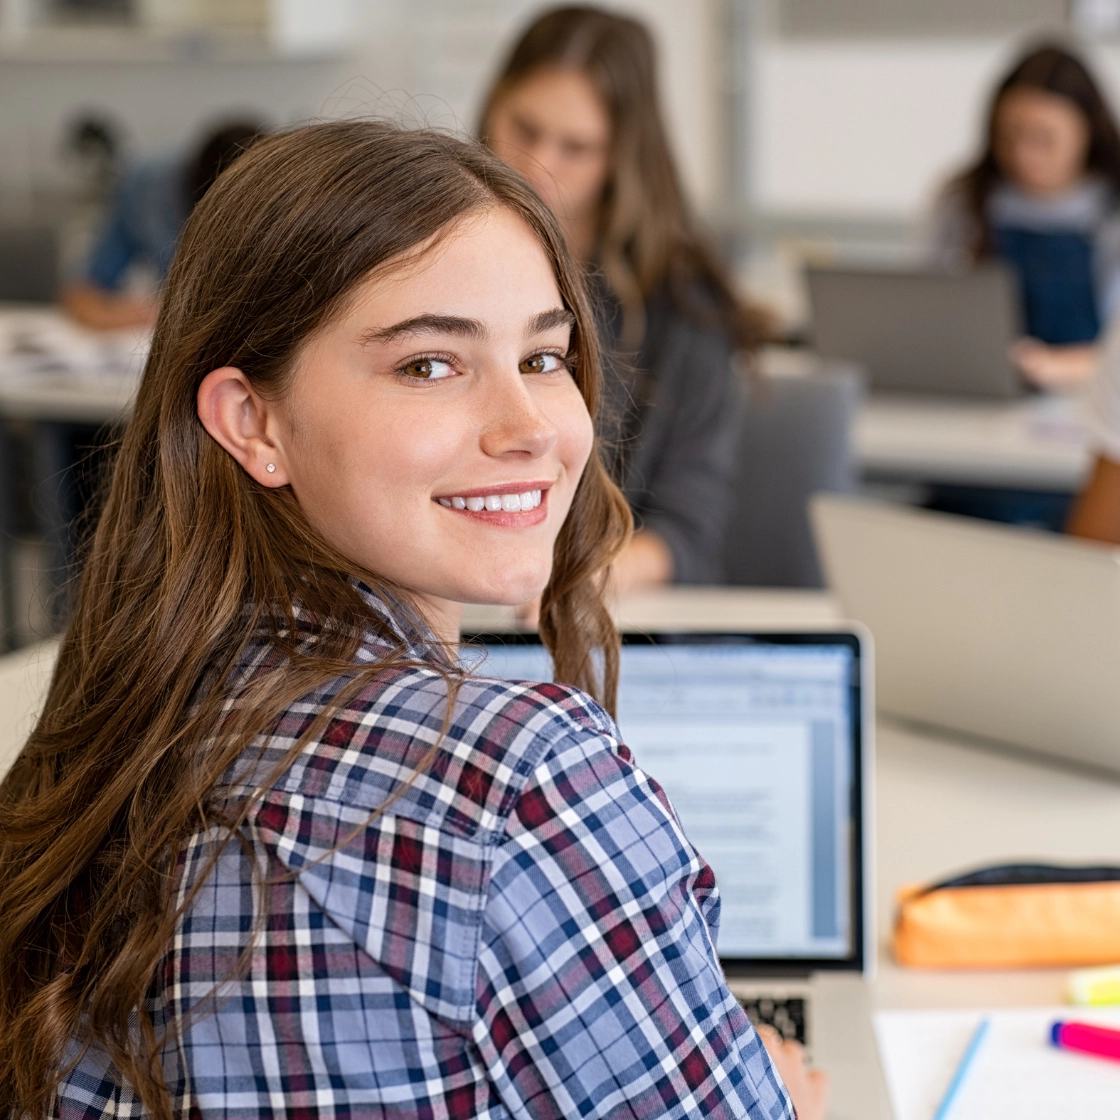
[0,57,345,198]
[8,3,1120,233]
[750,34,1120,220]
[0,0,724,213]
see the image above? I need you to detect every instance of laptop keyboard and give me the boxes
[738,996,808,1045]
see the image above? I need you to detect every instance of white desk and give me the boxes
[0,306,143,424]
[873,716,1120,1009]
[760,346,1094,493]
[857,392,1092,493]
[462,586,843,633]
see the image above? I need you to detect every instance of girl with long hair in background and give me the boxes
[480,5,766,594]
[931,42,1120,389]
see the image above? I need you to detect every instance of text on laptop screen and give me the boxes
[464,637,857,962]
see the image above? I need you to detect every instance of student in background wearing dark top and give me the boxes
[63,121,262,330]
[929,44,1120,390]
[480,5,764,592]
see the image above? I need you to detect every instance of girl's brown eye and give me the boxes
[400,358,455,380]
[520,353,563,375]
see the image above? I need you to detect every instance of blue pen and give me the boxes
[932,1017,991,1120]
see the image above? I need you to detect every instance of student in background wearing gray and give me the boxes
[928,44,1120,391]
[480,5,770,593]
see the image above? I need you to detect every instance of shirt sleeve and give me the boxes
[472,729,793,1120]
[1087,310,1120,464]
[636,319,745,585]
[84,173,142,292]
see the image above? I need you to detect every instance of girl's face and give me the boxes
[487,67,612,230]
[199,207,594,635]
[994,87,1091,197]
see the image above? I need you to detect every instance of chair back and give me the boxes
[724,363,863,587]
[0,225,59,303]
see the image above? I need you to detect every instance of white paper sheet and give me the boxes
[873,1006,1120,1120]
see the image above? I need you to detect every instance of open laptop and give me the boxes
[463,630,890,1120]
[812,494,1120,775]
[806,263,1025,398]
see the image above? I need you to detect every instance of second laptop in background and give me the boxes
[806,264,1024,398]
[812,494,1120,774]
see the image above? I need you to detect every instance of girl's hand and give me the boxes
[756,1023,830,1120]
[1010,338,1099,389]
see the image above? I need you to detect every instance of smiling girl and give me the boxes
[0,122,811,1119]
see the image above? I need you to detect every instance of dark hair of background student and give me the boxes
[187,119,265,205]
[954,42,1120,257]
[0,121,630,1117]
[479,4,760,350]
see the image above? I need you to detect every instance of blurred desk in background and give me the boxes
[0,306,143,424]
[462,585,842,633]
[0,307,145,648]
[760,346,1093,493]
[857,393,1091,493]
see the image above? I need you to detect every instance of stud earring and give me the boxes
[266,463,276,474]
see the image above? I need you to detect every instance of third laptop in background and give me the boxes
[811,494,1120,774]
[805,263,1025,398]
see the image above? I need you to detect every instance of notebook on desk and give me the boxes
[463,629,891,1120]
[874,1007,1120,1120]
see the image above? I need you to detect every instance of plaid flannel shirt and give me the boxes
[56,588,793,1119]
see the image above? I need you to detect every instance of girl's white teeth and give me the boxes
[440,489,543,512]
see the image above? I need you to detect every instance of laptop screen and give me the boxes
[462,632,866,973]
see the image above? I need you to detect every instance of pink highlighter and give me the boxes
[1050,1020,1120,1062]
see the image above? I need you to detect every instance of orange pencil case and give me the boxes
[893,864,1120,969]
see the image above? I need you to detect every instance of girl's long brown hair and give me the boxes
[953,42,1120,258]
[479,4,763,350]
[0,121,630,1117]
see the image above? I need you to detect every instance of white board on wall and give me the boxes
[749,36,1120,219]
[751,39,1016,219]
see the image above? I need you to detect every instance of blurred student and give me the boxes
[1069,314,1120,541]
[480,5,763,592]
[62,120,262,330]
[930,44,1120,389]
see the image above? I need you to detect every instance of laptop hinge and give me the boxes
[722,963,813,981]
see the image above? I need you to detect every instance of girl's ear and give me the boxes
[196,367,290,487]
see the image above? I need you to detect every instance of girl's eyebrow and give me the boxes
[529,308,576,335]
[359,307,574,346]
[360,314,485,345]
